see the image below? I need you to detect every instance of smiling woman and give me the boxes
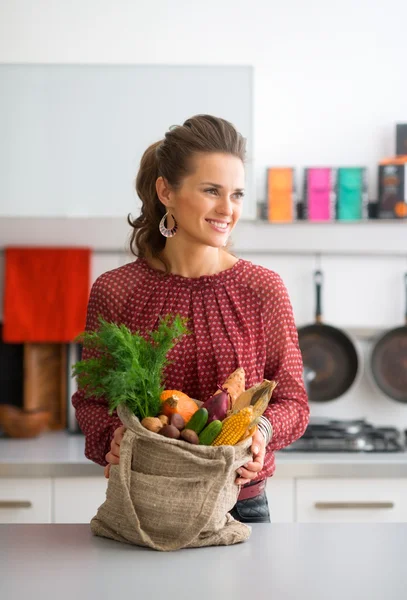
[72,114,310,525]
[128,115,247,276]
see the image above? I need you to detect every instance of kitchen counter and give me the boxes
[1,523,406,599]
[2,431,407,478]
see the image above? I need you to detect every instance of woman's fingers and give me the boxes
[238,463,262,478]
[235,429,266,485]
[235,465,259,485]
[114,426,126,444]
[104,426,126,477]
[235,477,251,486]
[110,439,121,457]
[105,450,120,465]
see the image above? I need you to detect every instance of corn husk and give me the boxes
[231,379,277,415]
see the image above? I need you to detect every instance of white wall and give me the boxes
[1,0,407,427]
[1,0,406,200]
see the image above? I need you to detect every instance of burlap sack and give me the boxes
[90,404,252,551]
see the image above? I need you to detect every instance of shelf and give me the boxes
[0,217,406,256]
[233,220,407,256]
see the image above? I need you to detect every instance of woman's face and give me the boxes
[159,152,245,248]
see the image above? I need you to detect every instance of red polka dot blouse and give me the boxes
[72,257,310,481]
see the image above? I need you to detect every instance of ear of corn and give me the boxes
[239,422,258,442]
[211,406,254,446]
[251,380,277,417]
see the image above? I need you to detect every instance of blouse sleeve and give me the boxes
[71,275,122,466]
[261,273,310,451]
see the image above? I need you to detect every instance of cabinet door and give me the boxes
[296,478,407,523]
[53,477,108,523]
[266,477,295,522]
[0,478,52,523]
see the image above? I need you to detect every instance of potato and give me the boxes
[141,417,163,433]
[159,424,181,439]
[170,413,185,431]
[158,414,169,426]
[180,429,199,445]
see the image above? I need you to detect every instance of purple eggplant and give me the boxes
[202,387,229,423]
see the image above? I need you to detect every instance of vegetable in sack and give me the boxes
[158,415,169,426]
[184,407,208,434]
[160,389,192,403]
[202,388,229,423]
[141,417,163,433]
[251,380,277,417]
[170,413,185,431]
[199,420,223,445]
[232,379,277,414]
[232,382,263,412]
[159,424,181,439]
[72,313,189,420]
[212,406,254,446]
[180,429,199,444]
[240,423,258,441]
[160,395,198,423]
[213,367,245,410]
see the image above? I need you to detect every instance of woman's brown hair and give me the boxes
[127,114,246,261]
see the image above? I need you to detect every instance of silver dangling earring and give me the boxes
[159,211,178,238]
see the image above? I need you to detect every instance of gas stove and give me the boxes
[282,418,405,453]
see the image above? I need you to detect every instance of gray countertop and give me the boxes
[1,523,406,600]
[2,431,407,478]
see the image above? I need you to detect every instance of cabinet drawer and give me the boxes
[296,478,407,523]
[0,478,52,523]
[53,476,108,523]
[267,477,295,522]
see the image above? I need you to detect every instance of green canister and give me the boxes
[336,167,368,221]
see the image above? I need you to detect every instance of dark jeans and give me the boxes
[230,489,271,523]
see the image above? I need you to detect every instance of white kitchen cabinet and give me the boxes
[53,476,108,523]
[0,478,52,523]
[296,478,407,523]
[267,477,295,522]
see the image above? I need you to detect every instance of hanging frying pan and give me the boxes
[370,273,407,403]
[297,270,362,402]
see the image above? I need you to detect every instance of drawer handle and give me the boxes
[315,502,394,510]
[0,500,33,509]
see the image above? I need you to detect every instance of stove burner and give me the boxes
[282,418,405,453]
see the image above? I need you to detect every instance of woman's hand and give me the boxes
[235,428,266,486]
[104,426,126,478]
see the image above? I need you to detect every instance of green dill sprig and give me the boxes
[72,314,190,420]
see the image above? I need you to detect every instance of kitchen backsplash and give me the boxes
[1,239,406,429]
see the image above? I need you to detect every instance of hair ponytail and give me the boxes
[127,140,166,259]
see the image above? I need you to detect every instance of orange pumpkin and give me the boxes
[160,389,192,403]
[160,394,198,423]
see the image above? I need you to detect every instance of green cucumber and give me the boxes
[185,407,208,434]
[199,420,222,445]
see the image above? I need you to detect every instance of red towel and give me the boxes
[3,247,91,343]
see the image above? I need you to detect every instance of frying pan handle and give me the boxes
[314,270,323,324]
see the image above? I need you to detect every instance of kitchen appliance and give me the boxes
[297,270,362,402]
[282,418,405,452]
[370,273,407,403]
